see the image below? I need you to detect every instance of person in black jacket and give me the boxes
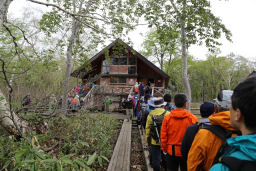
[181,102,214,161]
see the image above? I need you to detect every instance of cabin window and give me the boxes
[122,49,128,56]
[110,77,118,83]
[119,77,126,83]
[102,59,110,74]
[120,58,127,65]
[129,57,136,65]
[128,66,136,75]
[110,77,126,84]
[111,58,119,65]
[112,49,120,56]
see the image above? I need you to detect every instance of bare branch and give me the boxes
[27,0,136,30]
[7,22,41,58]
[3,24,19,55]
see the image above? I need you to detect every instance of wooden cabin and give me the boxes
[71,39,170,90]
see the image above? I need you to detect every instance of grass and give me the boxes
[0,112,120,170]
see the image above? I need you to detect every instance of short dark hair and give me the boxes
[164,94,172,103]
[174,93,187,108]
[231,76,256,130]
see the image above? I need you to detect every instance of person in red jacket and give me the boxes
[161,93,198,171]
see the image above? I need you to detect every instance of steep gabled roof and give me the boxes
[71,39,170,78]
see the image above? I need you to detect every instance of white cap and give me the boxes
[214,90,233,109]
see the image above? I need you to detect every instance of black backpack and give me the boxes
[212,134,256,171]
[218,156,256,171]
[150,110,167,143]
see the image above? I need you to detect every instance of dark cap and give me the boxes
[200,102,214,117]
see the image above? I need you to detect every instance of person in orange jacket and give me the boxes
[187,90,236,171]
[161,93,198,171]
[210,76,256,171]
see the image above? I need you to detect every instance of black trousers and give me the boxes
[150,145,161,171]
[166,154,187,171]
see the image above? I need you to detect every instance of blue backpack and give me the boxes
[164,103,175,111]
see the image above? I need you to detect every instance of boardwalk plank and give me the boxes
[107,122,124,170]
[115,122,126,170]
[124,120,131,171]
[107,120,132,171]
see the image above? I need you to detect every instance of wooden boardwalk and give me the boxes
[107,120,132,171]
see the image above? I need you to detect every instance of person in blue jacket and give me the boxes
[210,76,256,171]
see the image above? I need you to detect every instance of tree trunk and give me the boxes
[61,19,81,116]
[0,0,12,25]
[0,89,28,137]
[180,23,191,110]
[160,53,164,70]
[60,0,93,116]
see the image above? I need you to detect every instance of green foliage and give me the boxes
[142,28,180,69]
[165,53,255,102]
[40,11,63,36]
[0,113,119,170]
[141,0,232,50]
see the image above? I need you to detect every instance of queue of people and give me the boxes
[65,82,92,112]
[130,76,256,171]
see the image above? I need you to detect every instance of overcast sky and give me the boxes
[9,0,256,61]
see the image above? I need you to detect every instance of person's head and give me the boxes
[174,93,187,108]
[200,102,214,118]
[214,90,233,112]
[230,77,256,133]
[164,94,172,103]
[128,94,132,100]
[148,97,166,109]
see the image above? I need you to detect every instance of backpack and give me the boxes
[218,156,256,171]
[138,102,148,124]
[22,96,31,105]
[150,110,167,143]
[181,122,233,161]
[164,103,175,111]
[212,130,242,166]
[142,107,152,129]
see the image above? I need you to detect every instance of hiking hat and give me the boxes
[128,94,132,100]
[148,97,155,107]
[214,90,233,110]
[200,102,214,117]
[148,97,166,108]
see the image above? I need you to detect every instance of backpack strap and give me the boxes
[162,110,167,116]
[201,124,228,140]
[212,141,231,165]
[220,156,256,171]
[151,110,167,121]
